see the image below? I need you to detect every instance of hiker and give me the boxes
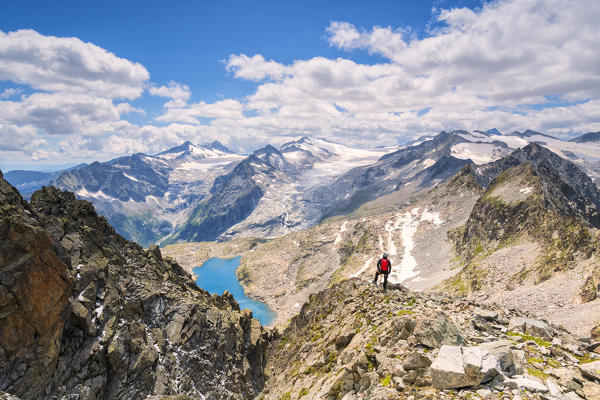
[373,253,392,290]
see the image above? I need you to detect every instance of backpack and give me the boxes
[379,258,390,273]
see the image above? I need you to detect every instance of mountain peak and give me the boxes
[201,140,235,154]
[157,140,236,160]
[157,141,195,156]
[569,131,600,143]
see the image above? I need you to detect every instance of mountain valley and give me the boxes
[3,128,600,400]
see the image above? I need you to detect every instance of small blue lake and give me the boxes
[193,256,276,326]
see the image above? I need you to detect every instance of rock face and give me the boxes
[52,141,243,247]
[0,172,268,400]
[323,130,474,217]
[0,171,70,398]
[260,280,600,400]
[446,144,600,295]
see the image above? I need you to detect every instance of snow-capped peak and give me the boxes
[156,140,236,161]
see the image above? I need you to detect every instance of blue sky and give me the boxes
[0,0,599,171]
[2,1,477,105]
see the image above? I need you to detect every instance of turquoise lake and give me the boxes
[193,256,276,326]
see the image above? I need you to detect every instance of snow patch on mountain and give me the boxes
[334,221,348,244]
[380,207,444,284]
[122,172,140,182]
[451,142,509,165]
[176,155,245,171]
[520,186,534,195]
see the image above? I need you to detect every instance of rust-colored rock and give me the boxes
[0,175,70,398]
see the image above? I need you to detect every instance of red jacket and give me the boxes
[377,258,391,273]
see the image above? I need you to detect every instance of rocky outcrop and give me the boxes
[164,146,290,243]
[323,130,472,217]
[0,172,70,399]
[447,149,599,291]
[260,280,600,400]
[51,141,243,247]
[0,173,269,400]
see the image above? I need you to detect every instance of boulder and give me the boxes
[478,340,516,375]
[504,376,548,393]
[473,307,498,321]
[546,379,567,399]
[430,345,484,389]
[508,317,554,340]
[464,346,503,383]
[579,360,600,382]
[429,344,505,389]
[413,311,465,348]
[147,244,162,261]
[583,383,600,400]
[403,352,431,370]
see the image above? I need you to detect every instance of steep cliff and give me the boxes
[0,172,269,400]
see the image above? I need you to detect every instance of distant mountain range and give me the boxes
[4,129,599,247]
[3,164,87,197]
[569,131,600,143]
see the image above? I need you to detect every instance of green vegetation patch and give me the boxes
[381,373,392,387]
[526,367,549,380]
[506,331,551,347]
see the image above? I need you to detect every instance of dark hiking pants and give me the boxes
[374,271,389,289]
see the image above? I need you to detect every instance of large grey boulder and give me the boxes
[478,340,516,375]
[504,375,548,393]
[508,317,554,340]
[429,344,510,389]
[430,346,484,389]
[413,311,465,348]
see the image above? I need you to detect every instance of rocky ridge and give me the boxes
[444,144,600,306]
[52,141,244,247]
[0,171,269,400]
[260,280,600,400]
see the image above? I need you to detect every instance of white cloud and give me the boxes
[0,29,149,99]
[217,0,600,146]
[325,0,600,104]
[3,0,600,168]
[226,54,293,81]
[115,102,146,116]
[149,81,191,106]
[155,97,245,124]
[0,92,125,135]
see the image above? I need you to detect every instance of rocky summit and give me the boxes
[0,171,269,400]
[260,280,600,400]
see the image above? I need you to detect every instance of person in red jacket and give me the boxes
[373,253,392,290]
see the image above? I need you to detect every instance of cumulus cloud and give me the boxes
[1,92,125,135]
[156,98,244,124]
[226,54,293,81]
[149,81,190,100]
[3,0,600,168]
[325,0,600,104]
[218,0,600,145]
[0,29,149,99]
